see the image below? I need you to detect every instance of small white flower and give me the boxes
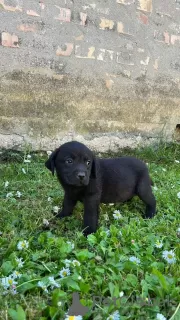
[64,259,71,267]
[17,240,29,250]
[177,192,180,199]
[57,301,62,307]
[6,192,13,198]
[11,271,22,279]
[47,151,52,156]
[113,210,120,214]
[78,276,82,280]
[156,313,167,320]
[22,168,26,174]
[23,154,31,163]
[67,241,75,249]
[16,257,24,268]
[65,316,83,320]
[72,260,81,267]
[109,203,114,206]
[175,160,179,163]
[129,256,141,265]
[59,267,70,278]
[162,168,166,172]
[4,181,9,188]
[162,250,176,264]
[53,206,59,214]
[47,197,52,202]
[24,159,31,163]
[153,186,158,191]
[43,219,49,226]
[155,240,163,248]
[48,276,60,289]
[113,210,122,220]
[37,281,48,293]
[95,256,102,262]
[107,310,120,320]
[119,291,124,297]
[1,276,17,289]
[16,191,22,198]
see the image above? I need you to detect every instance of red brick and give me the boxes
[117,0,134,4]
[171,35,180,45]
[26,10,40,17]
[106,79,114,89]
[17,24,37,32]
[56,43,74,56]
[80,12,87,26]
[139,13,148,25]
[39,1,45,10]
[153,58,159,70]
[99,18,114,30]
[154,30,170,45]
[1,32,19,48]
[54,6,71,22]
[137,0,152,13]
[0,0,22,12]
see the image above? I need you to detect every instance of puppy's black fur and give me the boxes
[45,141,156,236]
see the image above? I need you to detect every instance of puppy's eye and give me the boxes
[66,158,73,164]
[86,160,91,166]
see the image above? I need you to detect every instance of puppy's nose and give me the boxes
[77,172,85,180]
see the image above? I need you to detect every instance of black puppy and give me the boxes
[45,141,156,236]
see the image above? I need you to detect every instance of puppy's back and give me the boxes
[99,156,148,174]
[98,156,150,203]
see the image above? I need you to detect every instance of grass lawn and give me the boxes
[0,142,180,320]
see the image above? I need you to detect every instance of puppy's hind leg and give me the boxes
[137,175,156,219]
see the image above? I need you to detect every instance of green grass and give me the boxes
[0,143,180,320]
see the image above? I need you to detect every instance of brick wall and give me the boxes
[0,0,180,152]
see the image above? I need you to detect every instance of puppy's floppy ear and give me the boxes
[45,149,59,176]
[90,156,97,179]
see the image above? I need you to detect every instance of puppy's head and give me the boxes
[45,141,97,186]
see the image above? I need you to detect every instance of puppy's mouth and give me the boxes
[65,176,89,187]
[78,180,89,186]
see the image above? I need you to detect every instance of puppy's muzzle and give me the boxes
[76,172,86,181]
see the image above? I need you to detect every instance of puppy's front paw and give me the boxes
[54,210,73,219]
[83,230,90,238]
[83,226,96,237]
[145,208,157,219]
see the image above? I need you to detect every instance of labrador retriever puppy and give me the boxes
[45,141,156,236]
